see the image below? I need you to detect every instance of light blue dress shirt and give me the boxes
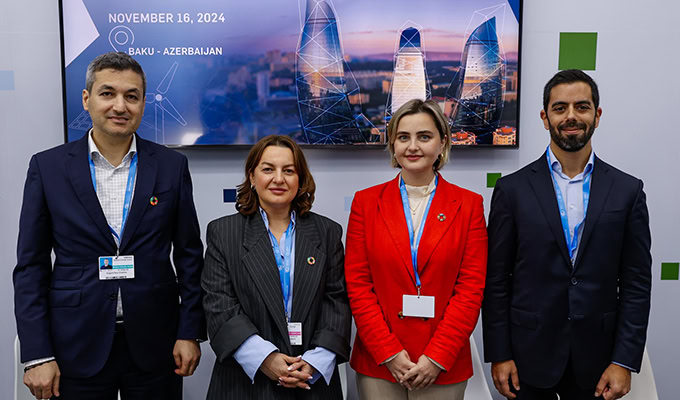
[548,146,594,264]
[548,148,635,372]
[232,209,337,384]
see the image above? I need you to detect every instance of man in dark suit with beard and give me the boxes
[483,70,652,400]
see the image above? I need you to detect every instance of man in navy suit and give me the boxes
[14,52,206,400]
[483,70,652,400]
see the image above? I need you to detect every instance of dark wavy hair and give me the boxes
[543,69,599,111]
[236,135,315,216]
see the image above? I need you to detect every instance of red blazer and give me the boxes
[345,175,487,385]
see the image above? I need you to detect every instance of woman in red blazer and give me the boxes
[345,99,488,399]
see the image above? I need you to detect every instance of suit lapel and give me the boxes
[528,155,572,267]
[119,136,157,251]
[290,216,325,324]
[66,134,116,251]
[241,213,291,350]
[378,176,417,286]
[573,157,613,269]
[416,178,461,276]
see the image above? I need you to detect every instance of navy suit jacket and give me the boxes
[14,133,207,378]
[482,154,652,390]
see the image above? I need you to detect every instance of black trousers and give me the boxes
[53,325,182,400]
[510,359,602,400]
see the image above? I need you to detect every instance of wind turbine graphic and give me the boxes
[69,27,187,144]
[142,62,187,144]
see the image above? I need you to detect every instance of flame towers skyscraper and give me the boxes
[295,0,365,144]
[388,27,428,118]
[447,17,505,144]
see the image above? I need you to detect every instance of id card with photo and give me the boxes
[98,255,135,280]
[402,294,435,318]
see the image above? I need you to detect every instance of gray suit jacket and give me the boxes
[202,211,351,399]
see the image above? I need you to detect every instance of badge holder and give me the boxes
[99,255,135,280]
[402,287,435,318]
[287,321,302,345]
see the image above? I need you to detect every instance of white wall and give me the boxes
[0,0,64,397]
[1,1,678,399]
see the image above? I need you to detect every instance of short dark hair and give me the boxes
[386,99,451,170]
[86,52,146,96]
[236,135,315,216]
[543,69,599,111]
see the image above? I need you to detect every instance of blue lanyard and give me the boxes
[399,174,438,291]
[546,147,592,262]
[268,218,295,320]
[89,152,138,246]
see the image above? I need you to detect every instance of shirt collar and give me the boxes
[402,173,437,198]
[548,146,594,180]
[259,207,297,231]
[88,129,137,165]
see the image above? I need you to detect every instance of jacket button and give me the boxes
[571,278,578,286]
[398,311,404,319]
[109,293,117,300]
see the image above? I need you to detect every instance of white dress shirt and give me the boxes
[89,130,138,320]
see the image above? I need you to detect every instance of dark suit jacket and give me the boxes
[202,211,351,400]
[13,133,206,378]
[482,154,652,390]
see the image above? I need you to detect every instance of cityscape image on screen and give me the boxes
[62,0,520,146]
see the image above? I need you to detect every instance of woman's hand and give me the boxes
[280,358,316,390]
[260,353,314,389]
[401,355,442,389]
[385,349,417,389]
[260,353,299,382]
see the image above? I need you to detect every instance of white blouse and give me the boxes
[403,174,437,240]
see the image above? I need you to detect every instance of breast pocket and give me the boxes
[140,187,176,231]
[599,209,627,223]
[148,187,175,212]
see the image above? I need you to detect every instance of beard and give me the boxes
[548,117,595,152]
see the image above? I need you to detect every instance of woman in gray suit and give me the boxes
[202,135,351,399]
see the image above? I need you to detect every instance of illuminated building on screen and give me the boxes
[295,0,368,144]
[447,17,505,144]
[493,126,516,145]
[388,26,428,117]
[451,131,477,146]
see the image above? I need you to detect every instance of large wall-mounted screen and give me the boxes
[61,0,521,147]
